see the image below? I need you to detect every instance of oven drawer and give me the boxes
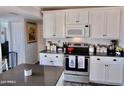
[64,74,89,83]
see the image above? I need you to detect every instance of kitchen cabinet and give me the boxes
[90,62,105,82]
[39,53,64,66]
[43,11,65,38]
[66,10,89,25]
[90,56,124,85]
[90,8,120,39]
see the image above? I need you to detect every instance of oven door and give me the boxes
[65,55,89,72]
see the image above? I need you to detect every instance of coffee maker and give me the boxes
[107,40,118,56]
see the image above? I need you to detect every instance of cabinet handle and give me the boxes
[103,34,107,37]
[50,61,53,62]
[113,59,117,61]
[76,20,80,23]
[97,58,100,60]
[53,35,56,36]
[105,65,109,67]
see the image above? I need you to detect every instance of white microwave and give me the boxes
[66,24,90,38]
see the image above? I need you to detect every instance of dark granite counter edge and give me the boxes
[40,50,64,54]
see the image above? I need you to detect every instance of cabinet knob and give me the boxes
[113,59,117,61]
[44,55,47,57]
[97,58,100,60]
[50,61,53,62]
[56,56,58,58]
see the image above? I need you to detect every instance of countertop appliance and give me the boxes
[64,43,90,83]
[107,40,118,56]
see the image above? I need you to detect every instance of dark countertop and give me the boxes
[40,50,124,57]
[40,50,64,54]
[90,53,124,57]
[0,64,64,86]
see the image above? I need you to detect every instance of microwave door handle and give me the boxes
[82,28,85,37]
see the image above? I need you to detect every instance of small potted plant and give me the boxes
[115,47,124,56]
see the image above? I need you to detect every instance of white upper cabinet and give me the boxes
[105,8,120,39]
[43,13,55,38]
[89,9,105,38]
[43,11,65,38]
[66,10,89,25]
[90,8,120,39]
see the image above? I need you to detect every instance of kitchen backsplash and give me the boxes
[46,38,111,47]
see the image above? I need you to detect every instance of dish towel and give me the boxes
[69,56,76,68]
[78,56,85,69]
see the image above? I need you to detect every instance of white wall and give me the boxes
[25,42,38,64]
[37,22,46,53]
[24,20,44,64]
[46,38,111,47]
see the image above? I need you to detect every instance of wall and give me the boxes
[24,20,38,64]
[37,22,46,53]
[25,42,38,64]
[46,38,111,47]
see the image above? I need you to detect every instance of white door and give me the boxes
[105,8,120,39]
[43,13,55,38]
[107,64,123,84]
[90,63,105,82]
[55,12,65,38]
[90,10,105,38]
[66,10,88,25]
[10,22,26,65]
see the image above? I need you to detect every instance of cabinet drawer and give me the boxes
[90,56,105,63]
[90,56,124,64]
[40,53,64,66]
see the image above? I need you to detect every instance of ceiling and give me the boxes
[0,6,114,20]
[0,6,42,20]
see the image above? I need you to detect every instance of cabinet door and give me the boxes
[55,12,65,38]
[90,10,105,38]
[48,54,64,66]
[43,13,55,38]
[108,64,123,84]
[105,9,120,39]
[40,54,48,65]
[54,55,64,66]
[90,63,105,82]
[66,10,88,25]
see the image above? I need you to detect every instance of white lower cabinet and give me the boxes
[107,64,123,84]
[90,56,124,85]
[90,63,105,82]
[39,53,64,66]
